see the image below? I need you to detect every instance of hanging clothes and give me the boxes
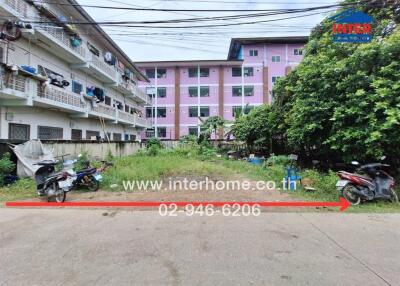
[93,87,105,103]
[86,86,95,96]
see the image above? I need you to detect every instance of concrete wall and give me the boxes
[43,141,144,159]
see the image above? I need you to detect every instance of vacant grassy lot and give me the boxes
[1,151,399,212]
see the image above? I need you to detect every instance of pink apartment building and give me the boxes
[137,36,307,140]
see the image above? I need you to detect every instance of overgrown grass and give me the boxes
[0,178,36,203]
[102,152,238,191]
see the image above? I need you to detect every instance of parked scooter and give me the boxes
[35,160,76,203]
[336,158,398,205]
[72,167,101,192]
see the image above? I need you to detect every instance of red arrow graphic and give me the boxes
[5,198,351,212]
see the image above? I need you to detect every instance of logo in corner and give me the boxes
[330,9,374,43]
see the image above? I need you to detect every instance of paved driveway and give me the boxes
[0,209,399,286]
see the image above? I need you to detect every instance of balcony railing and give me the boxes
[1,73,27,92]
[133,86,152,104]
[37,84,85,109]
[36,24,86,59]
[135,115,150,128]
[2,0,28,18]
[118,111,135,124]
[117,76,135,94]
[92,104,116,118]
[90,54,117,81]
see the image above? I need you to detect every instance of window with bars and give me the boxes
[38,126,63,140]
[232,67,242,77]
[145,69,155,79]
[244,67,254,77]
[71,129,82,140]
[86,130,100,140]
[113,133,122,141]
[157,127,167,138]
[9,123,30,140]
[72,81,83,94]
[188,127,198,136]
[294,48,303,55]
[157,69,167,78]
[249,50,259,57]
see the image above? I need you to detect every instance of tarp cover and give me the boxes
[10,140,55,177]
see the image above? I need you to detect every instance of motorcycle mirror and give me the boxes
[351,161,360,166]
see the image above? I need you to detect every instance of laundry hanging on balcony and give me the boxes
[0,21,22,41]
[104,52,117,66]
[70,35,82,48]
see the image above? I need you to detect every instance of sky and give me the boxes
[77,0,339,62]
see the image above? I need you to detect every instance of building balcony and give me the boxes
[0,0,28,19]
[117,110,135,125]
[35,83,87,114]
[133,86,152,105]
[134,115,151,129]
[35,25,87,64]
[110,75,136,95]
[89,104,117,122]
[0,73,29,101]
[87,54,118,84]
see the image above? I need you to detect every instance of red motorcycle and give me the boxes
[336,160,398,205]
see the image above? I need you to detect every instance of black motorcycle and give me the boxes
[336,160,398,205]
[34,160,76,203]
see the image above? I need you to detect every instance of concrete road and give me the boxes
[0,209,399,286]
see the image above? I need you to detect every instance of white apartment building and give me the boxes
[0,0,151,142]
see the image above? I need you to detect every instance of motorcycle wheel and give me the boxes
[87,176,100,192]
[342,185,361,206]
[47,183,66,203]
[390,188,399,204]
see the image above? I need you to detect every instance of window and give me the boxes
[146,87,156,97]
[71,129,82,140]
[38,126,63,140]
[272,56,281,63]
[86,130,100,140]
[244,67,254,77]
[146,107,166,118]
[114,100,123,110]
[188,127,198,136]
[232,67,242,77]
[130,134,136,141]
[249,50,259,57]
[189,106,198,117]
[232,106,243,117]
[200,106,210,118]
[113,133,122,141]
[157,87,167,98]
[125,105,130,113]
[72,81,83,94]
[9,123,30,140]
[200,86,210,97]
[145,69,155,79]
[272,76,281,83]
[190,86,210,97]
[188,68,198,78]
[244,86,254,97]
[157,107,167,118]
[232,86,242,97]
[146,107,154,118]
[189,87,198,97]
[157,127,167,138]
[105,96,111,106]
[87,42,100,57]
[294,48,303,56]
[157,69,167,79]
[200,68,209,77]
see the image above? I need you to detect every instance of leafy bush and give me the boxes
[265,155,291,167]
[74,151,90,171]
[147,144,160,156]
[146,138,162,149]
[0,153,15,187]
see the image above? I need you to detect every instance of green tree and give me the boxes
[200,116,226,140]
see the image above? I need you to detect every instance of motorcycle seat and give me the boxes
[339,171,371,181]
[77,168,97,174]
